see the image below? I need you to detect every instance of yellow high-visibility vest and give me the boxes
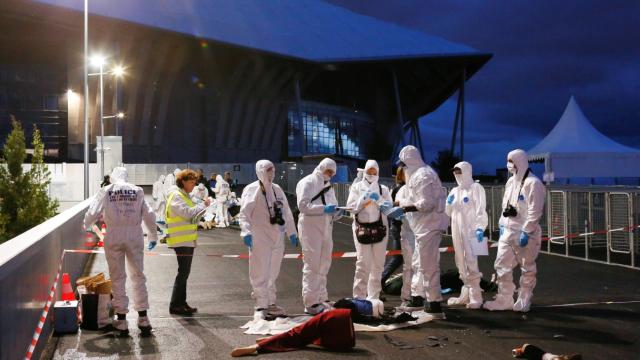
[165,190,198,246]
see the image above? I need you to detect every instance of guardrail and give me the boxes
[0,199,92,360]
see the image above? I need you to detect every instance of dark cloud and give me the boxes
[327,0,640,172]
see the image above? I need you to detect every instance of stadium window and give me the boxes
[44,95,59,110]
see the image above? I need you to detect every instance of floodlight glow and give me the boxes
[90,55,106,67]
[67,89,74,95]
[112,65,125,77]
[117,112,125,119]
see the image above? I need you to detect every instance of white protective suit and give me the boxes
[296,158,339,308]
[239,160,297,309]
[152,175,166,223]
[190,183,208,203]
[83,167,158,314]
[346,160,392,300]
[395,185,425,302]
[398,145,447,304]
[163,170,178,198]
[214,175,230,227]
[445,161,488,308]
[352,168,364,186]
[485,149,545,312]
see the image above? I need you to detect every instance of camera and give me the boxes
[270,202,286,226]
[502,204,518,218]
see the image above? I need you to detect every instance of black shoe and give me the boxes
[169,305,197,316]
[405,296,425,310]
[184,303,198,314]
[425,301,446,320]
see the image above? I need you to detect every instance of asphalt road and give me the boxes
[48,218,640,359]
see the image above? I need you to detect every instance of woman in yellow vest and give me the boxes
[165,169,210,315]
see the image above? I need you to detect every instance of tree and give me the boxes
[0,118,58,243]
[430,149,462,182]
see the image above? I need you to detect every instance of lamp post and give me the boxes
[90,55,106,179]
[83,0,89,199]
[112,66,125,136]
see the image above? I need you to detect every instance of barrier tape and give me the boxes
[540,224,640,242]
[63,243,502,259]
[25,251,65,360]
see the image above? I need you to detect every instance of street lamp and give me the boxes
[112,65,125,77]
[103,112,125,120]
[89,57,125,178]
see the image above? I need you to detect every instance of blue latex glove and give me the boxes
[324,204,337,214]
[368,192,380,201]
[499,225,505,237]
[379,201,392,214]
[148,240,157,251]
[243,234,253,249]
[519,231,529,247]
[289,234,299,247]
[387,206,404,220]
[446,194,455,205]
[476,229,484,242]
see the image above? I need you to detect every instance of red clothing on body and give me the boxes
[258,309,355,353]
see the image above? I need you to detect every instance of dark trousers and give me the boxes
[381,221,404,284]
[170,246,194,307]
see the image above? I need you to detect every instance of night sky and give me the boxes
[328,0,640,174]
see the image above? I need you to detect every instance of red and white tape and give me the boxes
[25,251,65,360]
[541,224,640,242]
[64,244,499,260]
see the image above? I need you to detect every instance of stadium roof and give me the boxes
[35,0,489,63]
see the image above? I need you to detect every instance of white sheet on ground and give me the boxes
[240,310,433,335]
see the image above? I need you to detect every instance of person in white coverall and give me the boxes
[214,174,231,227]
[240,160,298,318]
[484,149,545,313]
[162,169,179,210]
[191,183,209,203]
[296,158,339,315]
[394,168,426,310]
[352,167,364,186]
[387,145,447,319]
[83,167,158,336]
[152,174,166,224]
[347,160,392,301]
[445,161,488,309]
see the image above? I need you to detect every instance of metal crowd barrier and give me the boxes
[451,184,639,269]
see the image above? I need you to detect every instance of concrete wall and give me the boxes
[0,199,91,360]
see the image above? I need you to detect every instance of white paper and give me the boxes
[470,237,489,256]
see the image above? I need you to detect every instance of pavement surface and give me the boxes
[48,218,640,359]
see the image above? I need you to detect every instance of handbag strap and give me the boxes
[311,185,331,205]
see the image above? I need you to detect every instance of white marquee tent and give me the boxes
[528,96,640,183]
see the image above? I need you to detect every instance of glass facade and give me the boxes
[288,102,369,159]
